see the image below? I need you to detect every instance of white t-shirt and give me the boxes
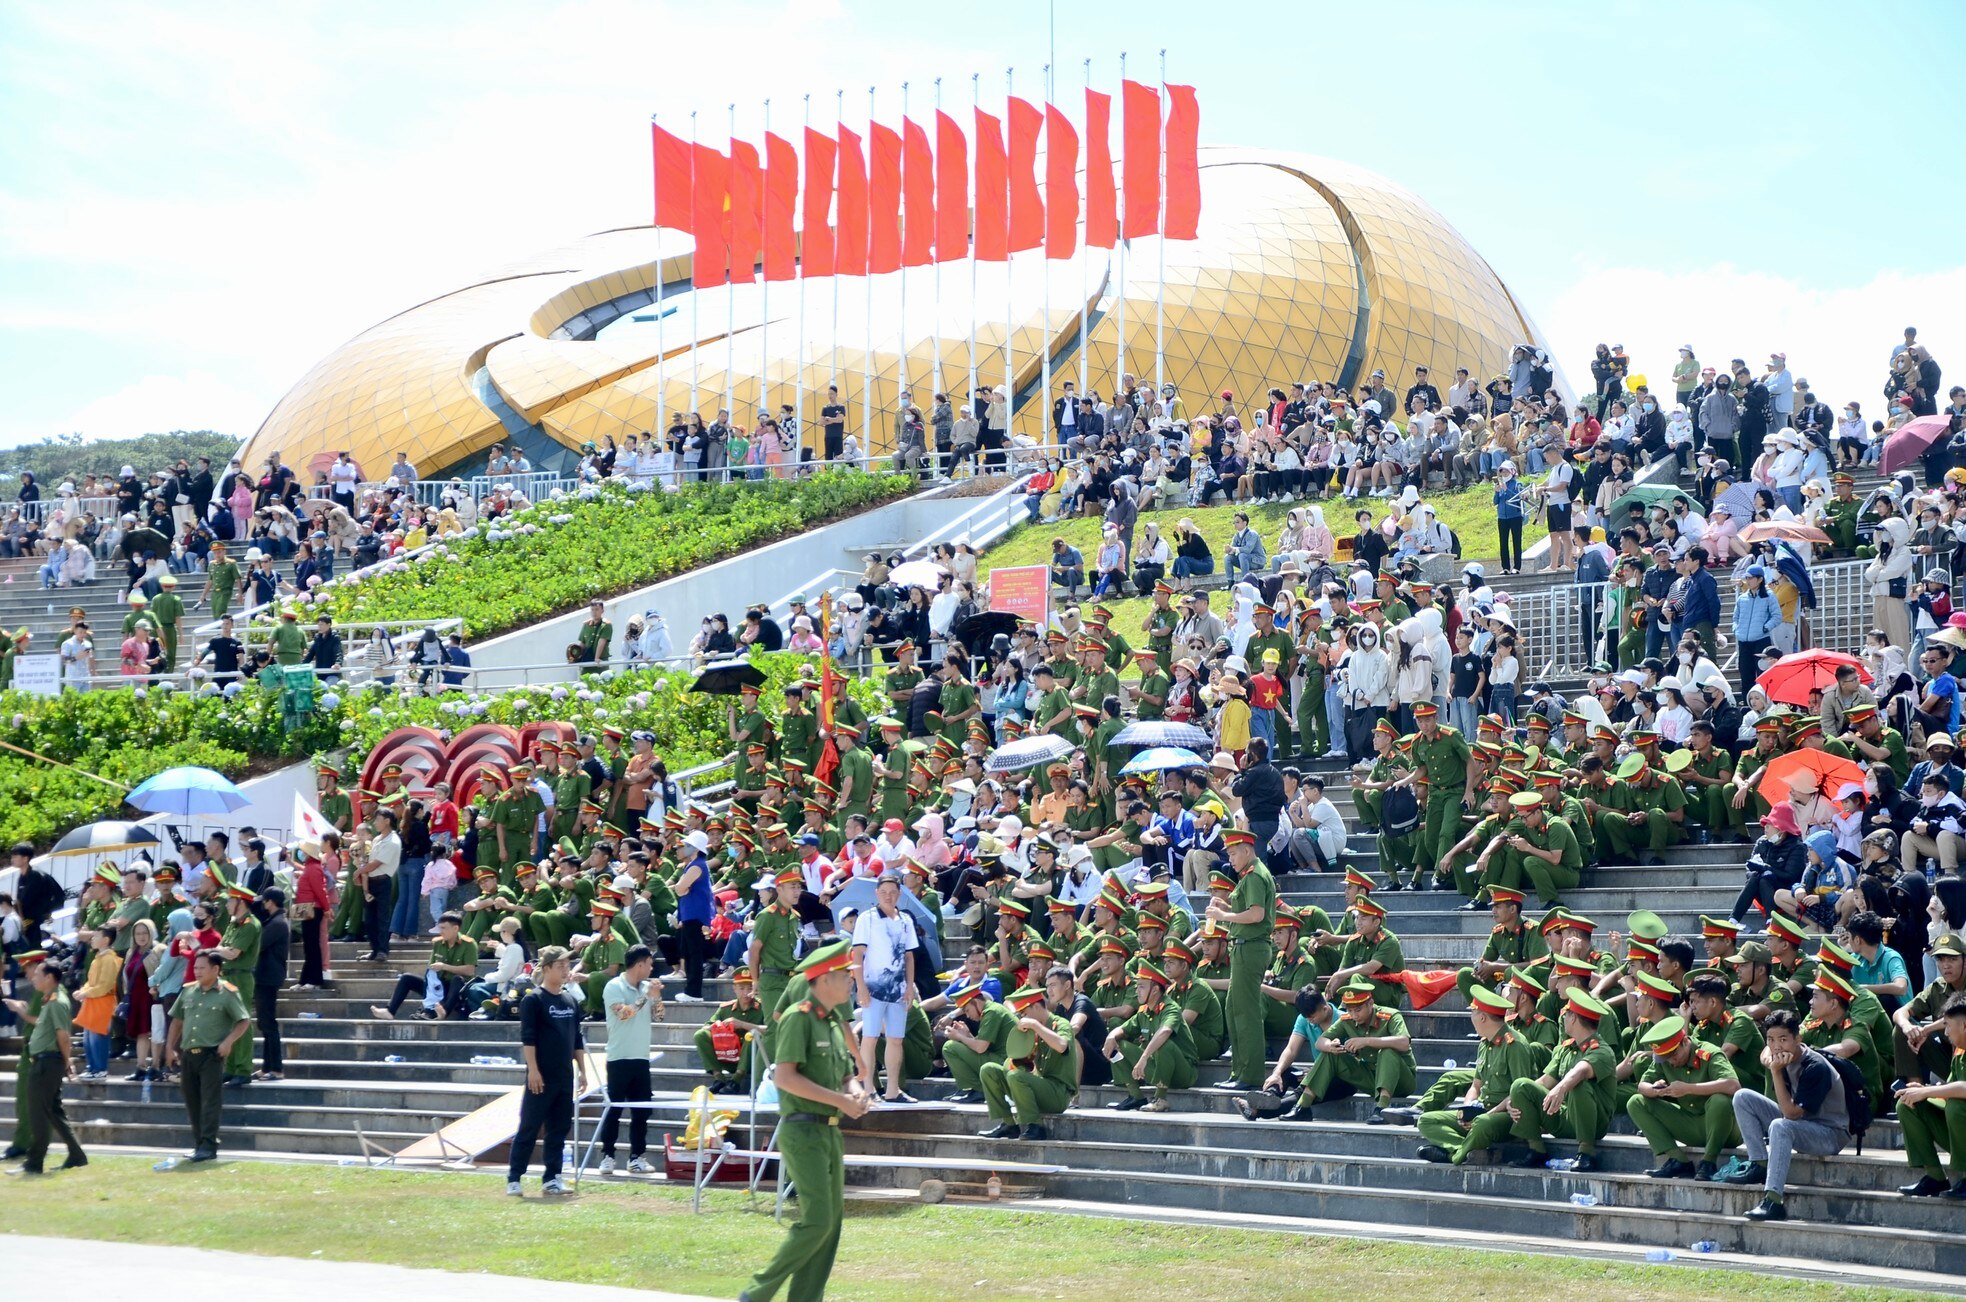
[851,907,918,1003]
[367,830,402,879]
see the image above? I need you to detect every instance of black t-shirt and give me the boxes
[1450,652,1486,699]
[822,403,846,437]
[1059,992,1107,1067]
[518,987,587,1083]
[205,636,244,677]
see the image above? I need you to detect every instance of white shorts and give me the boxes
[861,998,910,1038]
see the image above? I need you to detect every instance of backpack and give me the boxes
[1378,783,1421,838]
[1823,1051,1873,1152]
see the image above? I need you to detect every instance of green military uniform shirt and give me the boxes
[938,679,977,745]
[205,559,241,616]
[1172,977,1225,1051]
[1547,1034,1620,1117]
[1242,629,1295,681]
[1472,1028,1550,1106]
[1638,1040,1738,1109]
[884,665,924,710]
[1225,863,1277,941]
[1481,921,1549,970]
[777,708,819,768]
[836,746,876,818]
[1134,671,1170,721]
[220,913,261,976]
[1411,727,1471,794]
[1035,686,1075,740]
[1005,1013,1080,1092]
[431,935,481,972]
[26,987,71,1055]
[318,789,354,833]
[1337,928,1406,1007]
[108,896,150,954]
[1119,998,1198,1060]
[577,618,613,657]
[1690,1009,1767,1095]
[773,998,853,1116]
[171,980,250,1049]
[752,903,800,977]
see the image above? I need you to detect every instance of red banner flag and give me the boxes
[1122,79,1161,239]
[801,127,836,278]
[652,122,693,232]
[1084,89,1116,250]
[1163,84,1201,241]
[867,122,902,275]
[1007,96,1044,253]
[835,124,867,277]
[690,142,729,289]
[1043,103,1079,260]
[727,138,761,285]
[763,132,799,282]
[973,107,1007,262]
[902,118,935,268]
[935,110,968,263]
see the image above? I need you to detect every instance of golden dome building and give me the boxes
[240,146,1554,479]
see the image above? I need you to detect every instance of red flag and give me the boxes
[867,122,902,275]
[802,127,836,278]
[902,118,935,268]
[727,138,761,285]
[1043,103,1079,260]
[1122,79,1161,239]
[1007,96,1044,253]
[835,124,867,276]
[764,132,799,282]
[935,110,968,263]
[1084,89,1116,250]
[973,107,1007,262]
[690,142,729,289]
[651,122,693,232]
[1163,83,1201,241]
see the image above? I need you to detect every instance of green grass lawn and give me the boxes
[0,1158,1934,1301]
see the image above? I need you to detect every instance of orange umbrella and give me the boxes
[1756,748,1867,808]
[1756,649,1870,707]
[1739,520,1831,545]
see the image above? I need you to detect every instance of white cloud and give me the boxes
[55,372,266,442]
[1538,263,1965,418]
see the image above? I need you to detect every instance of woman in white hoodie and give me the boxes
[1866,513,1915,650]
[1338,623,1394,756]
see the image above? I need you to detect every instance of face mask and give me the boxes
[1656,692,1671,705]
[1642,402,1656,413]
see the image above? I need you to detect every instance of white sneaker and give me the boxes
[507,1180,524,1196]
[627,1156,655,1174]
[672,992,704,1004]
[542,1177,570,1195]
[597,1155,615,1174]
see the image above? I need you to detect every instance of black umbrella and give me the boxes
[955,610,1020,648]
[692,658,768,696]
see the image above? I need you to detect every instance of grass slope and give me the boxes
[0,1159,1932,1302]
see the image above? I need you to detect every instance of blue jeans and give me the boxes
[1479,449,1504,476]
[1171,555,1215,579]
[85,1029,111,1074]
[1778,485,1803,513]
[425,886,450,928]
[391,856,427,937]
[1449,696,1479,738]
[1489,683,1517,723]
[1526,446,1546,473]
[1249,708,1275,751]
[1023,493,1045,522]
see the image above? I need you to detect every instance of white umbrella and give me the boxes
[984,734,1077,774]
[887,559,948,590]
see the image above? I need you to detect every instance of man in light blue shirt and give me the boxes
[596,945,662,1173]
[1847,911,1912,1010]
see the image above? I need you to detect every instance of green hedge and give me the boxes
[299,470,914,637]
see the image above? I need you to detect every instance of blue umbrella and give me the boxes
[1111,720,1213,750]
[1120,746,1207,776]
[126,766,250,817]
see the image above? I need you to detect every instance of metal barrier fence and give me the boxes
[53,617,464,694]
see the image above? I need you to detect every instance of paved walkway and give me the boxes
[3,1236,724,1301]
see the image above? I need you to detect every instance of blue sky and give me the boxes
[2,0,1961,447]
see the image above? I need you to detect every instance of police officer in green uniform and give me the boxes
[1509,988,1620,1170]
[695,968,767,1092]
[1105,962,1200,1112]
[1894,933,1966,1086]
[2,951,48,1161]
[1163,937,1226,1060]
[1894,991,1966,1198]
[979,986,1080,1138]
[1398,702,1471,873]
[1686,971,1768,1095]
[1625,1014,1741,1180]
[1261,909,1319,1038]
[1132,649,1170,721]
[1324,895,1404,1009]
[1207,829,1276,1090]
[939,987,1016,1103]
[1354,720,1418,887]
[149,574,187,670]
[165,951,251,1162]
[1493,788,1585,907]
[1295,977,1416,1120]
[777,683,820,770]
[741,942,869,1302]
[201,543,241,618]
[213,884,261,1085]
[1594,754,1688,865]
[1455,886,1548,1001]
[1413,985,1549,1164]
[750,868,807,1037]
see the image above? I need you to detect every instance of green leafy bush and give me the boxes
[299,470,913,638]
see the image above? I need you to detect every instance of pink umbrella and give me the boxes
[1878,415,1952,476]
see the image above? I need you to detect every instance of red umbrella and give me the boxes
[1878,415,1951,476]
[1757,748,1867,808]
[1756,649,1870,707]
[1738,520,1831,545]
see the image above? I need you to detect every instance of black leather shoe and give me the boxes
[1899,1174,1949,1197]
[1943,1180,1966,1202]
[1416,1144,1452,1164]
[1645,1158,1695,1179]
[1721,1160,1767,1186]
[1506,1149,1549,1168]
[980,1122,1019,1139]
[59,1154,88,1170]
[1569,1153,1601,1173]
[187,1149,217,1163]
[1376,1106,1422,1125]
[1694,1159,1719,1182]
[1110,1096,1147,1111]
[945,1089,984,1105]
[1745,1193,1787,1221]
[1282,1103,1316,1121]
[1018,1124,1050,1141]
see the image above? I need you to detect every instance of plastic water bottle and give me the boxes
[563,1142,574,1168]
[1645,1249,1676,1263]
[152,1156,179,1172]
[299,1011,322,1019]
[492,1055,516,1065]
[1546,1157,1576,1171]
[1569,1193,1598,1207]
[141,1078,152,1105]
[470,1055,490,1065]
[1690,1240,1718,1254]
[1441,1058,1458,1070]
[384,1054,405,1063]
[985,1173,1003,1200]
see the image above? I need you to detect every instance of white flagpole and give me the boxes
[968,72,978,422]
[651,114,666,446]
[864,85,875,452]
[833,89,843,457]
[1004,65,1015,444]
[1040,61,1051,453]
[690,109,700,419]
[1156,49,1167,398]
[899,80,910,427]
[762,97,772,443]
[1080,58,1090,400]
[1115,52,1127,401]
[933,77,944,408]
[726,102,737,421]
[798,93,808,459]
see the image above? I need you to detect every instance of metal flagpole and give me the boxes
[1080,58,1090,400]
[968,72,978,421]
[833,90,843,456]
[726,102,737,420]
[1156,49,1167,398]
[933,77,943,407]
[762,97,772,439]
[899,81,910,420]
[690,109,700,418]
[1040,62,1051,450]
[798,93,808,457]
[1115,52,1127,399]
[1004,65,1014,443]
[864,85,875,450]
[651,114,666,447]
